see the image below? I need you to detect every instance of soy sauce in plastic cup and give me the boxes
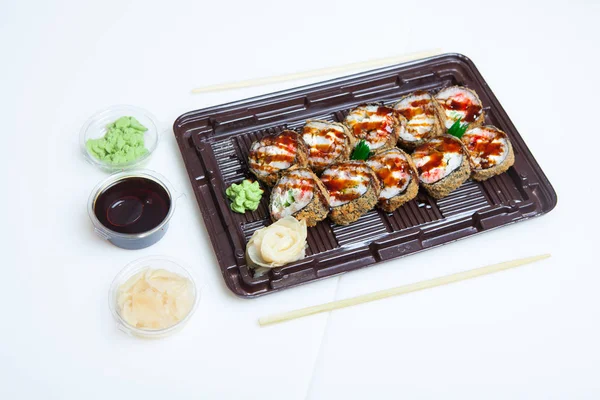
[88,170,179,250]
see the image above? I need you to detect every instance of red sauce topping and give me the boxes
[414,137,462,175]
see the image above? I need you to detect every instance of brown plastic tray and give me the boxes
[173,53,557,298]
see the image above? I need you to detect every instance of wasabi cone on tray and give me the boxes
[248,130,309,186]
[269,167,329,227]
[461,126,515,181]
[412,134,471,200]
[225,179,264,214]
[320,160,380,225]
[367,147,419,212]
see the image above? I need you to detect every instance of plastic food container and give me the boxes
[88,170,179,250]
[173,53,557,297]
[109,256,200,339]
[80,105,160,172]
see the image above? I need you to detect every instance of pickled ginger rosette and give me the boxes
[461,126,515,181]
[248,130,309,186]
[269,167,329,227]
[412,135,471,199]
[245,216,307,270]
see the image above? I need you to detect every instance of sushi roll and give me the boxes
[269,167,329,227]
[367,148,419,212]
[435,86,485,131]
[248,130,308,186]
[461,126,515,181]
[412,135,471,200]
[393,90,444,149]
[320,161,380,225]
[343,103,405,152]
[301,120,355,173]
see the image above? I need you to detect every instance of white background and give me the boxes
[2,0,599,398]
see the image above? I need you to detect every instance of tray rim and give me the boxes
[174,53,558,298]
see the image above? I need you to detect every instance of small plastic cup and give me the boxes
[109,256,200,339]
[80,105,160,172]
[88,170,180,250]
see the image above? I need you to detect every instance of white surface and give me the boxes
[1,0,599,398]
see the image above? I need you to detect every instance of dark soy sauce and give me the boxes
[94,177,170,234]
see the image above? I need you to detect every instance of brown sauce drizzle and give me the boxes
[350,106,394,139]
[322,163,371,203]
[311,143,335,154]
[304,126,345,160]
[281,171,315,193]
[250,131,298,169]
[374,105,394,116]
[415,137,462,175]
[410,99,429,108]
[418,153,444,175]
[352,121,391,138]
[464,132,505,169]
[397,96,434,121]
[441,93,482,123]
[373,155,410,189]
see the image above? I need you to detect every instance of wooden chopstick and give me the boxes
[191,49,443,94]
[259,254,551,326]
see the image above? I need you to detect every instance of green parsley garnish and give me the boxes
[448,118,469,139]
[351,140,371,160]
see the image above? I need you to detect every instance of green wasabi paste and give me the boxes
[86,116,149,164]
[225,180,264,213]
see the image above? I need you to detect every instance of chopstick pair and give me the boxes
[191,49,443,94]
[259,254,551,326]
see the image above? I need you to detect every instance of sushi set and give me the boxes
[173,53,556,297]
